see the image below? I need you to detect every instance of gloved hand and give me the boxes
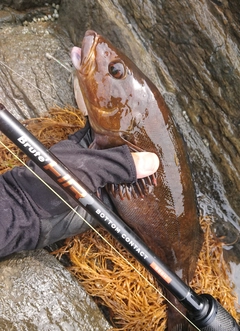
[0,120,159,256]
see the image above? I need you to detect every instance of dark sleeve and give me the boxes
[0,173,44,258]
[0,138,136,258]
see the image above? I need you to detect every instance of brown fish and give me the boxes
[71,30,203,330]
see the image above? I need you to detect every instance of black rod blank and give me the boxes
[0,104,239,331]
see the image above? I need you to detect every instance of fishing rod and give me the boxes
[0,104,239,331]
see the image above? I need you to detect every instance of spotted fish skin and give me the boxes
[71,30,203,330]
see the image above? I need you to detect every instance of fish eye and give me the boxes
[108,61,125,79]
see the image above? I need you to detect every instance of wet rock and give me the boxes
[2,0,239,233]
[0,11,111,331]
[0,0,240,322]
[0,250,111,330]
[58,0,240,247]
[0,20,74,119]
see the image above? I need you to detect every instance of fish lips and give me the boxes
[71,30,97,73]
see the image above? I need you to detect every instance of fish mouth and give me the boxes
[71,30,98,74]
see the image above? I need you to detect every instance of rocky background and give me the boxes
[59,0,240,230]
[0,1,111,330]
[0,0,239,329]
[59,0,240,252]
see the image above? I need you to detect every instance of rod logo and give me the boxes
[43,161,87,199]
[17,136,46,162]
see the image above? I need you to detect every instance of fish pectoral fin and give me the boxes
[107,183,133,200]
[107,183,140,200]
[107,177,154,200]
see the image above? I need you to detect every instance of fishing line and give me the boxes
[0,58,69,108]
[45,53,72,73]
[1,59,239,330]
[0,59,197,325]
[0,137,200,330]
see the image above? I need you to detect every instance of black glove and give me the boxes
[0,121,137,256]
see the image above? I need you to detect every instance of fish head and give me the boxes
[71,30,157,149]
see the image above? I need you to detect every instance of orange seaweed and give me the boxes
[0,106,238,330]
[55,217,239,330]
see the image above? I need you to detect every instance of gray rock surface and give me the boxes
[0,5,110,331]
[58,0,240,257]
[0,19,74,119]
[0,0,240,325]
[1,0,238,235]
[58,0,240,299]
[0,250,110,331]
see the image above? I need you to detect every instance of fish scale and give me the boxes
[72,30,203,330]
